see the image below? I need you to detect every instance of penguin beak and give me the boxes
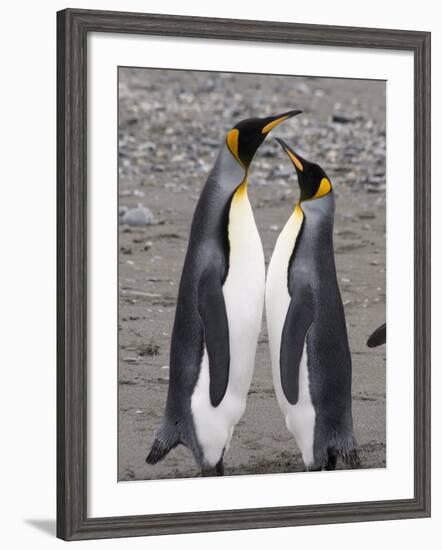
[261,109,303,134]
[275,138,304,172]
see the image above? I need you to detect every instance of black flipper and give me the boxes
[367,323,386,347]
[198,267,230,407]
[280,284,313,405]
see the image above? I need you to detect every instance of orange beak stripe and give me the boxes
[286,148,304,172]
[261,115,290,134]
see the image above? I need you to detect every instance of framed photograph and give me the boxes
[57,8,431,541]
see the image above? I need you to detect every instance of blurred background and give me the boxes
[118,67,386,481]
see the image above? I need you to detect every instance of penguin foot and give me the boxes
[201,458,225,477]
[201,467,216,477]
[215,458,224,476]
[304,449,337,472]
[304,465,322,472]
[325,449,338,471]
[344,449,361,468]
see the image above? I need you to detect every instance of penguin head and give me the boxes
[226,110,302,168]
[275,138,333,202]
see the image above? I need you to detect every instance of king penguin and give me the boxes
[146,110,302,476]
[265,138,359,471]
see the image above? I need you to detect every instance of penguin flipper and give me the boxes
[280,284,314,405]
[198,268,230,407]
[367,323,386,347]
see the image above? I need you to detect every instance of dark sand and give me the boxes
[118,68,386,481]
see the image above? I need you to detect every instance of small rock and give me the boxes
[201,138,220,148]
[121,203,156,226]
[295,82,311,94]
[332,113,353,124]
[365,184,386,193]
[138,141,156,152]
[358,211,376,220]
[332,112,364,124]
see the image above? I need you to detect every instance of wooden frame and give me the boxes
[57,8,431,541]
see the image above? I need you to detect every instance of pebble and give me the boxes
[119,70,386,211]
[294,82,311,94]
[332,113,354,124]
[121,203,156,226]
[138,141,156,152]
[358,211,376,220]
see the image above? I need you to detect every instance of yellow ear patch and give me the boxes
[286,149,304,172]
[261,115,289,134]
[226,129,242,164]
[313,178,332,199]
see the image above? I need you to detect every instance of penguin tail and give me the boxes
[146,421,180,464]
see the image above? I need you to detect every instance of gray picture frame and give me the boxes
[57,8,431,541]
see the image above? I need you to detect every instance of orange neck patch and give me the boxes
[226,129,243,165]
[312,178,332,199]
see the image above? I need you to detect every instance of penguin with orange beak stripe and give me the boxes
[265,138,359,471]
[146,110,302,476]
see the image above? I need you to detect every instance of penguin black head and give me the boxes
[275,138,333,202]
[226,110,302,168]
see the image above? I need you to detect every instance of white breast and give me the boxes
[265,207,316,467]
[191,183,265,467]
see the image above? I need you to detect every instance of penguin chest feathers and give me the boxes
[265,206,309,407]
[265,206,317,466]
[223,181,266,382]
[190,181,265,467]
[266,205,304,339]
